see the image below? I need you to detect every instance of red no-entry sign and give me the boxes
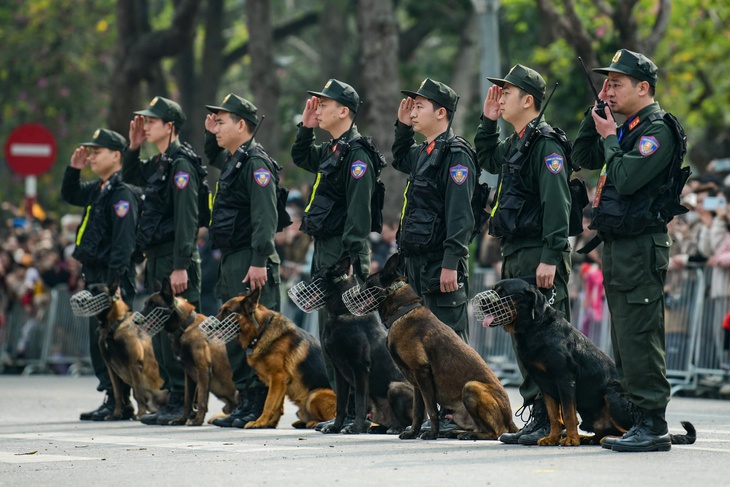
[4,123,57,176]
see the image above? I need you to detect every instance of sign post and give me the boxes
[4,123,57,220]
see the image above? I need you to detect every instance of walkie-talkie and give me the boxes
[510,82,558,159]
[234,115,265,170]
[578,57,609,120]
[335,101,364,166]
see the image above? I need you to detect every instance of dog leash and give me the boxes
[246,314,274,356]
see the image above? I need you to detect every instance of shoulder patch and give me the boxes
[350,160,367,179]
[174,171,190,189]
[544,153,564,174]
[449,164,469,185]
[113,200,130,218]
[253,168,271,187]
[638,136,660,156]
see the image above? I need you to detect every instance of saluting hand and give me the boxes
[128,115,146,150]
[204,113,217,133]
[483,85,502,121]
[398,98,414,126]
[70,147,88,169]
[302,96,319,129]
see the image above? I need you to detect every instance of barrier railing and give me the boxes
[2,267,729,399]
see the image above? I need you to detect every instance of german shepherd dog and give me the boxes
[140,278,237,426]
[89,283,167,420]
[310,255,413,434]
[216,287,337,429]
[483,278,696,446]
[357,253,517,440]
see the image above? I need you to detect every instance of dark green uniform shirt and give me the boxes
[291,124,376,272]
[122,139,199,270]
[392,122,476,270]
[204,131,278,267]
[474,117,570,265]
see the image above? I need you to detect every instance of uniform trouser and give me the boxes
[602,233,671,411]
[82,265,137,393]
[311,234,370,390]
[501,246,571,406]
[216,248,281,393]
[145,249,201,394]
[405,253,470,344]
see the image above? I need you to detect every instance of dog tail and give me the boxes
[670,421,696,445]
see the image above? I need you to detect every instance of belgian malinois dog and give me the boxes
[216,288,336,429]
[89,283,167,420]
[357,253,517,440]
[310,255,413,434]
[140,278,237,426]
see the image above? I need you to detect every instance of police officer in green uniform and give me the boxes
[124,96,203,425]
[202,94,282,428]
[474,65,572,445]
[62,129,140,421]
[393,78,476,342]
[573,50,681,452]
[393,79,477,435]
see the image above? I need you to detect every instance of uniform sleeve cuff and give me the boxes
[441,254,461,270]
[251,253,268,268]
[539,249,562,266]
[480,118,499,133]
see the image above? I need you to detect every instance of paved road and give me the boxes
[1,375,729,486]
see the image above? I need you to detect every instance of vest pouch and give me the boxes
[401,207,438,247]
[590,188,627,233]
[490,195,524,238]
[301,194,343,237]
[208,207,237,252]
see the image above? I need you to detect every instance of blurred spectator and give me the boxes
[369,219,398,274]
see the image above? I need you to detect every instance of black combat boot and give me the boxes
[80,391,113,421]
[499,398,553,445]
[232,387,268,428]
[154,391,185,425]
[212,391,251,428]
[608,408,671,452]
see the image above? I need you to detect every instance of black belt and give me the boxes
[577,225,667,254]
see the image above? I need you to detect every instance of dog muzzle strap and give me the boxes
[471,290,516,327]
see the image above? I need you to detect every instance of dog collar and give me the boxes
[110,311,131,332]
[171,311,197,339]
[384,301,421,329]
[333,274,348,284]
[246,315,274,355]
[387,280,406,294]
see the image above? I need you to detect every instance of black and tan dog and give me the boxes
[140,278,237,426]
[484,278,696,446]
[90,283,167,420]
[311,255,413,434]
[216,287,336,429]
[358,253,517,440]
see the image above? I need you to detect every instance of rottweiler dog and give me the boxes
[311,254,413,434]
[358,253,517,440]
[140,278,237,426]
[216,287,337,429]
[90,283,167,420]
[484,278,696,446]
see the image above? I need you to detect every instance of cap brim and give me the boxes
[205,105,225,114]
[80,141,103,147]
[486,77,507,87]
[307,90,329,99]
[592,67,629,77]
[133,109,159,117]
[400,90,420,100]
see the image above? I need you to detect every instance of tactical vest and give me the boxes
[73,172,141,267]
[590,111,688,238]
[489,126,575,239]
[137,143,207,250]
[399,136,480,254]
[209,145,287,253]
[300,136,386,238]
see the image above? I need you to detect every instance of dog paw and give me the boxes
[368,425,390,434]
[186,418,204,427]
[537,436,560,446]
[419,431,439,440]
[399,430,419,440]
[342,424,365,435]
[321,424,342,434]
[384,426,404,435]
[291,420,307,429]
[559,436,581,447]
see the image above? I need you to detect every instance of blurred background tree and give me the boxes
[1,0,728,222]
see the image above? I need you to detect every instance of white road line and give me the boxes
[9,143,52,157]
[0,452,99,464]
[0,432,318,453]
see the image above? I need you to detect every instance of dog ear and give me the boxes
[160,277,174,302]
[333,253,351,276]
[381,252,403,281]
[244,287,262,314]
[153,279,162,293]
[107,275,121,297]
[528,287,548,321]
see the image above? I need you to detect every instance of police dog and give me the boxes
[140,278,237,426]
[90,283,167,420]
[358,253,517,440]
[216,288,336,429]
[311,255,413,434]
[483,278,696,446]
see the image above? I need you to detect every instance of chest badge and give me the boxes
[450,164,468,185]
[174,171,190,189]
[350,160,367,179]
[638,136,660,156]
[544,153,564,174]
[114,200,130,218]
[254,168,272,187]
